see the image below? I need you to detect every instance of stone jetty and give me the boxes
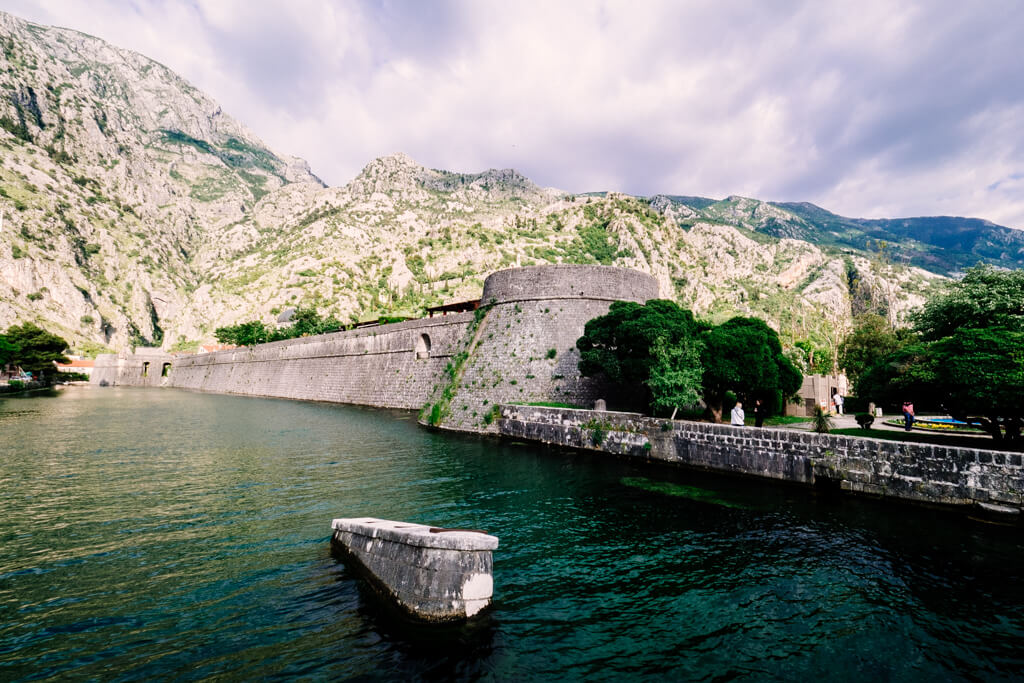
[330,517,499,622]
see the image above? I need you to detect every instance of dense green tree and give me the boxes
[3,322,69,380]
[577,299,706,412]
[215,320,271,346]
[792,339,832,374]
[647,337,703,415]
[911,265,1024,340]
[215,307,345,347]
[858,266,1024,442]
[700,317,802,421]
[284,307,343,338]
[839,313,916,391]
[0,335,20,366]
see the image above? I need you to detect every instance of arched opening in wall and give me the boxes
[161,363,172,377]
[142,362,149,377]
[415,333,431,360]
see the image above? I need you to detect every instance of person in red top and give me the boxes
[902,401,915,431]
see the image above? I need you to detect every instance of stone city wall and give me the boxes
[92,347,174,388]
[425,265,660,433]
[92,265,661,423]
[93,313,473,410]
[497,405,1024,512]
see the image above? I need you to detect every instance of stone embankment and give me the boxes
[330,517,498,622]
[497,405,1023,514]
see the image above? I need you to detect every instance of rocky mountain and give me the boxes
[2,10,1017,372]
[0,11,322,351]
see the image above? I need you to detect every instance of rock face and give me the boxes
[0,9,996,367]
[0,11,322,350]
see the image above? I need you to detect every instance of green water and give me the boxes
[1,387,1022,680]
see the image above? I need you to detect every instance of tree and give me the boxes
[0,335,20,367]
[647,336,703,415]
[284,306,343,338]
[215,320,271,346]
[577,299,706,412]
[925,327,1024,440]
[839,313,916,391]
[859,266,1024,442]
[792,339,832,374]
[700,316,802,422]
[3,322,69,381]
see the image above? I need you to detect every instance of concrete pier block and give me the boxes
[331,517,499,622]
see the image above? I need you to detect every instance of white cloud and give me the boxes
[3,0,1024,228]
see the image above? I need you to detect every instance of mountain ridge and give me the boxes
[0,10,1019,374]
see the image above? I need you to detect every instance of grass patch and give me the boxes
[523,401,584,409]
[760,415,813,426]
[831,428,1020,452]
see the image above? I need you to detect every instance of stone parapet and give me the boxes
[497,405,1024,514]
[481,264,659,305]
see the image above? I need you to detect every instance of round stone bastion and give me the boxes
[480,265,659,305]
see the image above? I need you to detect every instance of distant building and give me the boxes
[787,373,850,416]
[54,358,95,376]
[276,308,296,328]
[198,344,237,354]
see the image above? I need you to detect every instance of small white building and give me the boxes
[786,373,849,416]
[54,358,95,377]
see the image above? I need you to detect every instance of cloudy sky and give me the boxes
[4,0,1024,228]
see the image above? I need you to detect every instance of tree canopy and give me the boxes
[215,307,344,347]
[0,335,19,367]
[839,313,916,391]
[577,300,801,419]
[2,322,69,380]
[911,265,1024,340]
[577,299,704,388]
[701,316,802,420]
[856,266,1024,442]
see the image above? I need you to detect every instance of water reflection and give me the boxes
[0,387,1021,680]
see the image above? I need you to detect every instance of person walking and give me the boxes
[753,398,765,428]
[832,391,844,416]
[731,401,745,426]
[902,401,915,431]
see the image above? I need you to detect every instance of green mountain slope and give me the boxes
[3,9,1020,376]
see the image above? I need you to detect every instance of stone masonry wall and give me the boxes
[426,265,660,432]
[92,265,661,422]
[498,405,1024,512]
[93,313,473,410]
[92,348,175,388]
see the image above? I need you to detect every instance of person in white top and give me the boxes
[832,391,844,416]
[730,401,745,426]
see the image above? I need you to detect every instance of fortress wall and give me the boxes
[94,313,474,410]
[429,266,661,432]
[92,265,661,423]
[92,348,175,388]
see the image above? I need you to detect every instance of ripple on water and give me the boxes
[0,387,1022,681]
